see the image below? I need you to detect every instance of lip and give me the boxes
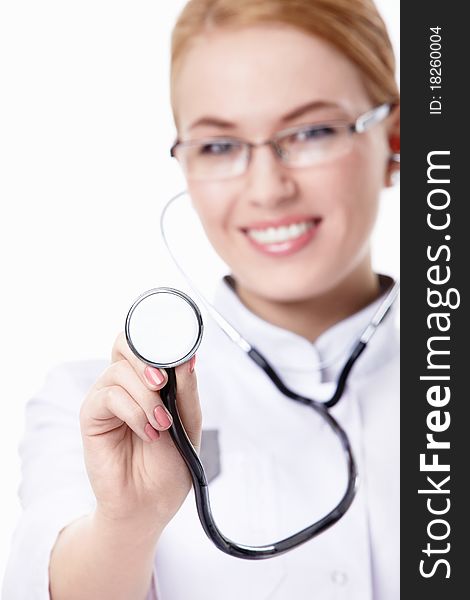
[241,214,320,231]
[240,216,322,257]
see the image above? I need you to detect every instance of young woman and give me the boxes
[3,0,400,598]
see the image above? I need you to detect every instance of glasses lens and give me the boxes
[177,140,247,181]
[278,123,352,167]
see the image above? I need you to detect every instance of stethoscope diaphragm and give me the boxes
[125,287,203,369]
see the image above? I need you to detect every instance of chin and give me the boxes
[237,273,331,303]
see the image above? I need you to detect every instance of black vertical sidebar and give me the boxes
[401,2,467,597]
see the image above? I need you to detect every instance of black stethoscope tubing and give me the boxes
[159,346,360,559]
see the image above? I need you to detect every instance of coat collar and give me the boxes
[211,274,399,386]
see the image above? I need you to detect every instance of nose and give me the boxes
[243,144,297,208]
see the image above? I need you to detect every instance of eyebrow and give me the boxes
[187,100,344,131]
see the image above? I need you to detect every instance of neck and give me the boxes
[232,261,381,343]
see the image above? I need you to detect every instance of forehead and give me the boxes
[173,25,371,135]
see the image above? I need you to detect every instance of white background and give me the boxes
[0,0,399,581]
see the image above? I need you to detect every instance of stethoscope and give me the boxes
[125,190,400,560]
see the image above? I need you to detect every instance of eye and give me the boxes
[198,141,237,156]
[294,125,337,142]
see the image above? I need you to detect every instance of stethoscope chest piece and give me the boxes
[125,287,203,369]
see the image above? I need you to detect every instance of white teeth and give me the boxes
[247,220,314,244]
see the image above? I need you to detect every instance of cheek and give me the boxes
[320,147,384,251]
[188,182,236,251]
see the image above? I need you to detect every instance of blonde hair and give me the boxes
[170,0,399,113]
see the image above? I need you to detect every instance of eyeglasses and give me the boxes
[170,103,393,182]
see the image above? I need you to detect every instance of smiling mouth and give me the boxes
[240,217,322,256]
[242,217,321,244]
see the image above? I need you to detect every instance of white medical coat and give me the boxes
[2,275,400,600]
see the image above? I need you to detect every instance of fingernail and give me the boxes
[189,354,196,373]
[145,366,165,387]
[144,422,160,441]
[154,405,172,429]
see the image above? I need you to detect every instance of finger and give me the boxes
[173,356,202,448]
[96,360,173,432]
[111,331,168,391]
[87,385,161,443]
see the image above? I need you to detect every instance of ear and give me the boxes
[384,104,400,188]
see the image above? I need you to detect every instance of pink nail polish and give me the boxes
[189,354,197,373]
[145,366,165,387]
[154,405,172,429]
[144,422,160,441]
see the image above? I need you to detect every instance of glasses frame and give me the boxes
[170,103,395,180]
